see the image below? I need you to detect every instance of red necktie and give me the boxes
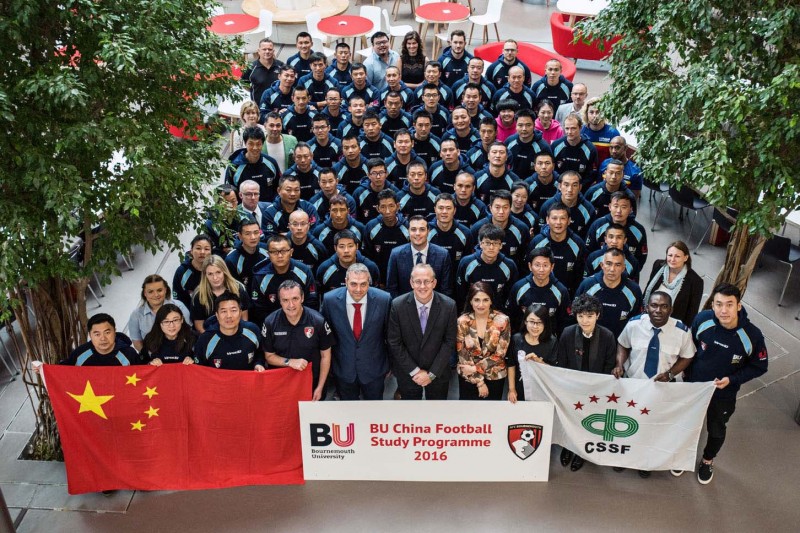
[353,303,362,341]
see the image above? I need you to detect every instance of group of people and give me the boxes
[63,30,768,487]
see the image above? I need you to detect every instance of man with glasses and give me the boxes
[236,180,270,231]
[250,234,319,324]
[556,83,589,125]
[363,31,399,92]
[353,158,400,223]
[412,83,451,139]
[287,210,327,274]
[386,215,452,299]
[455,224,518,311]
[307,115,342,168]
[486,39,532,90]
[387,264,458,400]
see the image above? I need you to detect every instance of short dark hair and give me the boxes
[329,193,348,207]
[516,108,534,121]
[309,52,327,65]
[711,282,742,303]
[363,108,381,122]
[295,31,312,42]
[377,189,398,203]
[434,193,456,207]
[366,157,386,171]
[571,293,602,316]
[479,116,497,130]
[463,281,495,314]
[334,229,358,246]
[267,233,291,248]
[351,62,367,74]
[649,291,673,306]
[610,191,632,205]
[238,218,260,233]
[546,201,570,218]
[407,215,427,226]
[521,304,553,342]
[214,292,241,312]
[603,247,625,260]
[527,246,554,264]
[242,125,265,143]
[489,189,512,206]
[604,223,627,237]
[412,109,433,123]
[478,224,504,243]
[407,160,427,174]
[88,313,115,332]
[371,31,389,44]
[495,99,520,112]
[425,60,443,73]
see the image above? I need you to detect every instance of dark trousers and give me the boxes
[396,372,450,400]
[337,375,385,401]
[703,396,737,460]
[458,376,505,400]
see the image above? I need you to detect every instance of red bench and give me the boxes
[473,41,577,82]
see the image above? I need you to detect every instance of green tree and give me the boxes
[0,0,240,458]
[584,0,800,299]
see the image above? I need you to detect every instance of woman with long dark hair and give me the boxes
[128,274,190,352]
[141,303,196,365]
[506,304,557,403]
[397,31,428,89]
[456,282,511,400]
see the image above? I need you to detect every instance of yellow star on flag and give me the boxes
[67,381,114,420]
[145,406,160,418]
[125,373,141,386]
[143,386,158,399]
[131,420,146,431]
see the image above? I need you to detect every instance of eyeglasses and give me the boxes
[241,192,259,197]
[161,318,183,326]
[369,170,387,177]
[374,40,390,46]
[411,279,434,287]
[526,320,544,327]
[269,249,291,256]
[480,241,502,248]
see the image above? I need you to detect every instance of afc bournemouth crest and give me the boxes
[304,326,315,338]
[268,294,277,303]
[507,424,543,460]
[213,358,222,369]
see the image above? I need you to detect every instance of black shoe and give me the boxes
[697,461,713,485]
[638,470,651,478]
[570,455,585,472]
[613,467,625,472]
[101,490,116,497]
[560,448,574,467]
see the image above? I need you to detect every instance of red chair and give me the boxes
[473,42,576,82]
[549,12,620,62]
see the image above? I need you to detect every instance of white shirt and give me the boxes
[266,141,285,172]
[618,315,696,380]
[410,244,430,266]
[345,291,367,331]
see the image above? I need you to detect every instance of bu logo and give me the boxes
[310,423,355,447]
[582,409,639,441]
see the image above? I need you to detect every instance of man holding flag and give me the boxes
[614,291,696,477]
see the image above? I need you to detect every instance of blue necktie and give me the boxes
[416,251,423,265]
[644,327,661,378]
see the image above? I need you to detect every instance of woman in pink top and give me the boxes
[495,100,518,142]
[534,100,564,144]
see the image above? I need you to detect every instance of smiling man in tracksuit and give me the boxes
[685,283,768,485]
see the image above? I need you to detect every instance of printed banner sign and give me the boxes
[525,363,716,472]
[299,401,554,481]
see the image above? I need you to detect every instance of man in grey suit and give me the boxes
[385,215,454,299]
[321,264,391,400]
[387,264,458,400]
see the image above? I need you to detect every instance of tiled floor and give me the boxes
[2,1,800,531]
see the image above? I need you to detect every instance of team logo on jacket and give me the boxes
[374,245,381,253]
[269,294,277,303]
[213,358,222,368]
[363,209,371,218]
[304,326,315,338]
[507,424,543,460]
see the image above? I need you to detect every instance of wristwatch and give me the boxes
[283,357,290,366]
[667,371,674,381]
[428,372,436,381]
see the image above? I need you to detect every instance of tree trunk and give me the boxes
[703,224,766,309]
[11,278,88,461]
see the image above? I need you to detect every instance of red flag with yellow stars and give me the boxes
[43,364,310,494]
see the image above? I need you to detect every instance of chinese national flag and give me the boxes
[43,364,310,494]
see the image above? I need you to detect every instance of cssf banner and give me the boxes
[300,401,554,481]
[525,364,716,472]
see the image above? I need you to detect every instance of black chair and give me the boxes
[652,186,711,244]
[761,235,800,307]
[695,207,739,254]
[642,177,669,205]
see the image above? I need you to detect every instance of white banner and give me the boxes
[300,401,554,481]
[525,364,716,472]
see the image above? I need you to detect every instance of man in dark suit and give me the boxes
[385,215,453,299]
[387,264,458,400]
[321,263,391,400]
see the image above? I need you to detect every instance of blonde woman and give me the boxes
[231,100,267,152]
[190,256,251,333]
